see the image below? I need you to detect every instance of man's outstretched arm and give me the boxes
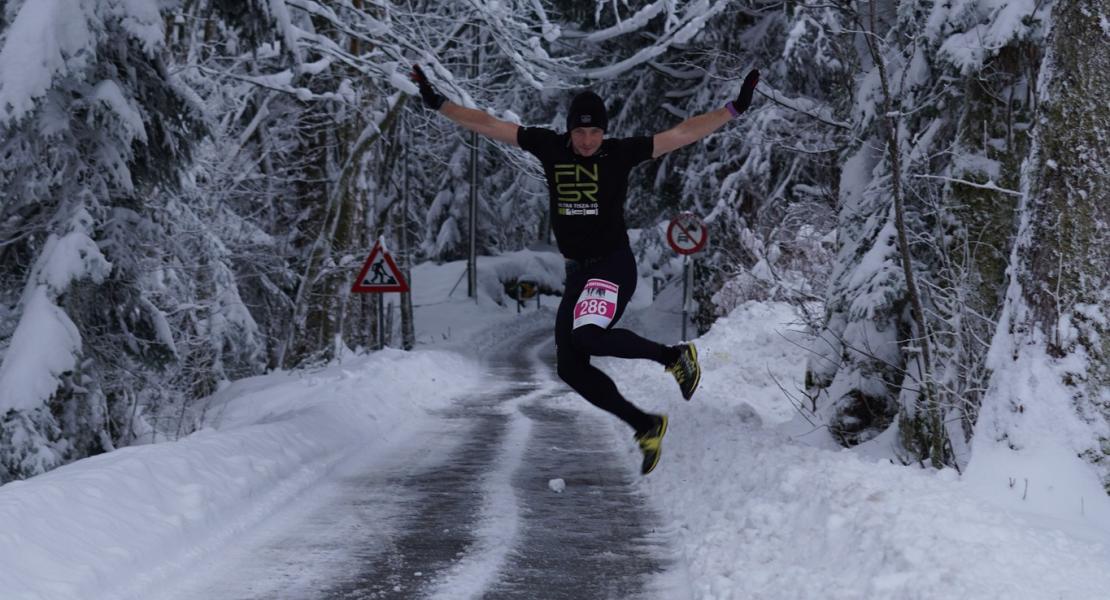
[411,65,520,147]
[440,102,520,147]
[652,69,760,159]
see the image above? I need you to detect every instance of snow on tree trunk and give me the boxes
[968,0,1110,521]
[926,41,1039,465]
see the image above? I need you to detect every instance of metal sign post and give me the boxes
[467,25,481,301]
[352,238,410,350]
[682,255,690,340]
[377,297,385,349]
[666,212,708,341]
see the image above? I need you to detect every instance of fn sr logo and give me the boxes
[554,164,599,202]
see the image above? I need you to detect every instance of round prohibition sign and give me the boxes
[666,212,708,255]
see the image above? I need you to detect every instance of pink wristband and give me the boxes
[725,101,741,118]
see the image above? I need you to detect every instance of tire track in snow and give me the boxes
[316,392,523,599]
[159,318,687,599]
[472,334,684,599]
[482,401,681,600]
[422,390,536,600]
[316,337,554,600]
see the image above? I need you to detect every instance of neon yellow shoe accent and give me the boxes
[635,415,668,475]
[666,342,701,400]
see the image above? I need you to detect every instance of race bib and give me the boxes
[572,278,619,329]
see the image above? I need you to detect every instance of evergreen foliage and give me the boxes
[0,0,205,479]
[802,0,1055,467]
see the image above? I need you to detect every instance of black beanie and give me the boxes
[566,91,608,132]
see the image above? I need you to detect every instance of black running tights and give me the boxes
[555,246,668,435]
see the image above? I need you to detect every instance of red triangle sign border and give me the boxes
[352,239,410,293]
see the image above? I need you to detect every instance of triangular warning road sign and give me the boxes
[352,239,409,293]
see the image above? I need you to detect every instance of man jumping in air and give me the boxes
[411,64,759,474]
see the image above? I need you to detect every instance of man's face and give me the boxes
[570,127,604,157]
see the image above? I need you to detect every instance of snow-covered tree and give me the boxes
[803,0,1054,465]
[972,0,1110,490]
[0,0,204,479]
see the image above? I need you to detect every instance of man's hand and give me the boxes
[411,65,446,110]
[726,69,760,117]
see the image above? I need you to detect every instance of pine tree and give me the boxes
[0,0,204,480]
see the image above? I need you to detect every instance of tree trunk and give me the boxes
[975,0,1110,492]
[860,9,943,466]
[1020,0,1110,479]
[1022,1,1110,345]
[934,43,1037,457]
[400,130,416,351]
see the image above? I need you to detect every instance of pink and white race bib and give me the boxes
[572,278,620,329]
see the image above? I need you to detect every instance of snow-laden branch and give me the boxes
[0,207,111,413]
[0,0,161,126]
[562,1,668,43]
[579,0,732,81]
[266,0,304,65]
[648,60,705,79]
[760,87,852,130]
[909,174,1022,197]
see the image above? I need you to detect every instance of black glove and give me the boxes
[726,69,760,117]
[410,65,446,111]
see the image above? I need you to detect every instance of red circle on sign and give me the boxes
[666,212,708,255]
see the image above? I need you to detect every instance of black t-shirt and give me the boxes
[517,127,654,259]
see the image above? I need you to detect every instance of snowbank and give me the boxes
[0,349,482,600]
[0,250,553,600]
[603,300,1110,600]
[381,248,565,348]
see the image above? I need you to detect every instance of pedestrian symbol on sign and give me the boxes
[369,260,397,285]
[352,239,409,293]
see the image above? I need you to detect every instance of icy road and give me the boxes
[158,329,687,600]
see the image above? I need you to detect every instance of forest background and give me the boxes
[0,0,1106,494]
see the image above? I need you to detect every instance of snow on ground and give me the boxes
[0,348,484,600]
[3,249,1110,600]
[393,247,564,349]
[0,252,548,600]
[605,300,1110,600]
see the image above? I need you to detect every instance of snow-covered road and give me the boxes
[154,328,684,600]
[7,296,1110,600]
